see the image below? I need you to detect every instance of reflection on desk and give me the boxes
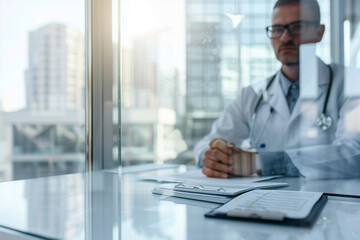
[0,172,120,240]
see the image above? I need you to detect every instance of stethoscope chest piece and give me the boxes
[316,113,332,131]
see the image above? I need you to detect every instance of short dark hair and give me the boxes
[273,0,321,24]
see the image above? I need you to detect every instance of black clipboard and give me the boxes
[205,195,327,227]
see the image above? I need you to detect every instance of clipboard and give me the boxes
[155,182,288,196]
[205,193,327,227]
[173,183,256,196]
[152,183,253,204]
[152,182,289,204]
[152,186,232,204]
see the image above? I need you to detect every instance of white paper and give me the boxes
[214,190,323,219]
[140,169,283,188]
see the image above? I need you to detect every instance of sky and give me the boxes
[0,0,85,112]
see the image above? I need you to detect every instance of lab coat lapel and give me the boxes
[266,72,291,120]
[290,59,330,121]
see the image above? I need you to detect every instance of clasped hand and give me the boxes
[202,138,256,178]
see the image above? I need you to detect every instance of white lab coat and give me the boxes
[194,59,360,179]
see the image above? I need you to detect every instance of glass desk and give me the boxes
[0,166,359,239]
[268,177,360,198]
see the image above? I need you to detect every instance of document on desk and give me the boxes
[152,183,234,204]
[141,169,283,188]
[207,190,325,223]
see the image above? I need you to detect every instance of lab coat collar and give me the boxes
[316,58,331,86]
[266,72,291,120]
[261,58,330,121]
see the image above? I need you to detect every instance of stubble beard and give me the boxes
[276,53,300,67]
[283,60,299,66]
[277,41,300,67]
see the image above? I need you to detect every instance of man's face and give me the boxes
[271,3,325,66]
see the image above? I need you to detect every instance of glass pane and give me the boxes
[121,0,186,165]
[120,0,336,165]
[120,0,360,239]
[120,0,360,233]
[0,0,85,181]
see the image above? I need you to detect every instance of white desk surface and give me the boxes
[268,177,360,197]
[0,166,359,239]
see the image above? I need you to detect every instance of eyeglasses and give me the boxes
[265,20,319,39]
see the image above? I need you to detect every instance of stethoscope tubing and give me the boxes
[322,65,333,114]
[250,65,333,147]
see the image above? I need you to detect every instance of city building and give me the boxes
[26,23,84,111]
[5,23,86,180]
[121,31,186,165]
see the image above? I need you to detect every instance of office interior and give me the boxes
[0,0,360,239]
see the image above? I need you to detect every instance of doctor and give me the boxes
[194,0,360,179]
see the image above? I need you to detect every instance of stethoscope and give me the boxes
[249,65,333,148]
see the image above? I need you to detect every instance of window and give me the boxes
[0,0,85,181]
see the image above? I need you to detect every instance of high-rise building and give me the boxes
[26,23,84,111]
[185,0,243,148]
[4,23,86,181]
[121,31,186,164]
[131,31,179,110]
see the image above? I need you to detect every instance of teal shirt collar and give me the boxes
[279,71,299,96]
